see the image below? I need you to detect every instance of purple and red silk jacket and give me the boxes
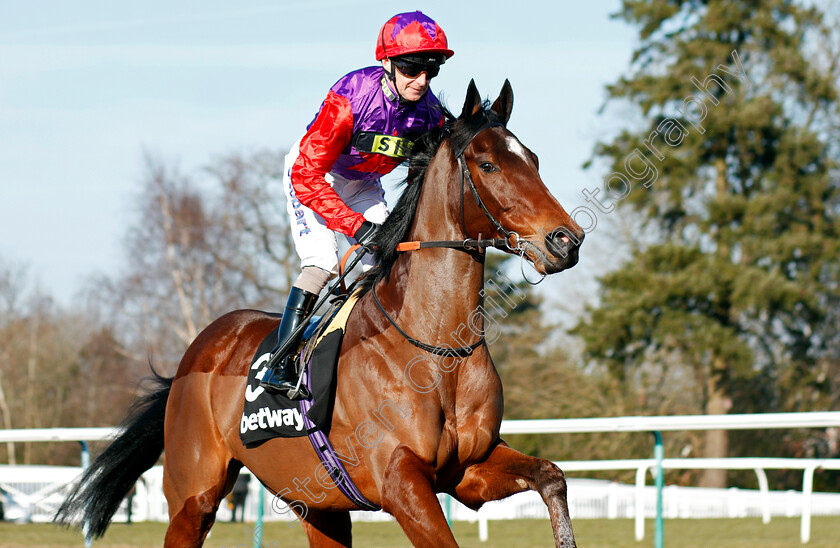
[291,66,443,237]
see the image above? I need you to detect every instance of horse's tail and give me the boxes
[54,368,172,538]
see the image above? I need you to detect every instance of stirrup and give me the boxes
[286,382,312,401]
[259,362,312,400]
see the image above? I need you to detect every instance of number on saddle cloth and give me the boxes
[240,293,360,447]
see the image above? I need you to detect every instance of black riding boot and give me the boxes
[259,286,318,398]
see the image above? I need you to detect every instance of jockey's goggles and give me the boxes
[392,57,441,79]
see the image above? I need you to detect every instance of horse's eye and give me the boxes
[479,162,497,173]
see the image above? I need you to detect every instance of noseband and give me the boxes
[372,121,537,358]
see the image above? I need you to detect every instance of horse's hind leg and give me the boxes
[301,509,352,547]
[162,380,237,548]
[453,442,576,548]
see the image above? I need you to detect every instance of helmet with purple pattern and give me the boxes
[375,11,454,62]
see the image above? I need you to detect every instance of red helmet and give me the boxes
[375,11,454,61]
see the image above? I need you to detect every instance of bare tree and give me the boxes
[102,149,295,372]
[0,149,296,463]
[204,150,296,304]
[0,260,27,464]
[0,260,113,464]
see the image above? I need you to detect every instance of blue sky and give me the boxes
[0,1,636,305]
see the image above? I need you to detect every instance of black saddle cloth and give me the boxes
[239,309,345,448]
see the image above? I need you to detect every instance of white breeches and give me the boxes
[283,140,389,276]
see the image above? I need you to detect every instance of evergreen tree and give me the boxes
[486,254,653,472]
[575,0,840,487]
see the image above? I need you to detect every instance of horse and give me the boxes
[56,79,584,547]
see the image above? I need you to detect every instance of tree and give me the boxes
[0,148,299,465]
[99,149,296,372]
[486,254,670,476]
[0,259,27,464]
[575,0,840,487]
[0,257,133,465]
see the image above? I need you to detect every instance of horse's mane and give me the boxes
[356,99,504,295]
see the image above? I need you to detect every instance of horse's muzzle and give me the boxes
[543,227,584,270]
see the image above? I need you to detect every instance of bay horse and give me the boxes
[57,80,584,547]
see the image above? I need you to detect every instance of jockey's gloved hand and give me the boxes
[353,221,379,252]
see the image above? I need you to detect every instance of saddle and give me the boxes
[239,292,360,447]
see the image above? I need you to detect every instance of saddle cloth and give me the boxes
[239,292,360,448]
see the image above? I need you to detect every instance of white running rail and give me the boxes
[1,412,839,543]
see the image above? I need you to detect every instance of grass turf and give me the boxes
[2,517,839,547]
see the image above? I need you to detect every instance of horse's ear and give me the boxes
[461,79,482,119]
[490,79,514,125]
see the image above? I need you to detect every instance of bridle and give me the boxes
[371,121,540,358]
[395,121,530,256]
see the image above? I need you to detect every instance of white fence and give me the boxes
[3,464,839,524]
[1,412,839,544]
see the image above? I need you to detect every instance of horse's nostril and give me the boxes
[545,228,583,258]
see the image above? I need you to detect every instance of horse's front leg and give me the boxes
[453,441,576,548]
[381,444,458,547]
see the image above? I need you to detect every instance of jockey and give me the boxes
[260,11,454,397]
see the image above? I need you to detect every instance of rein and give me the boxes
[372,121,532,358]
[371,288,485,357]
